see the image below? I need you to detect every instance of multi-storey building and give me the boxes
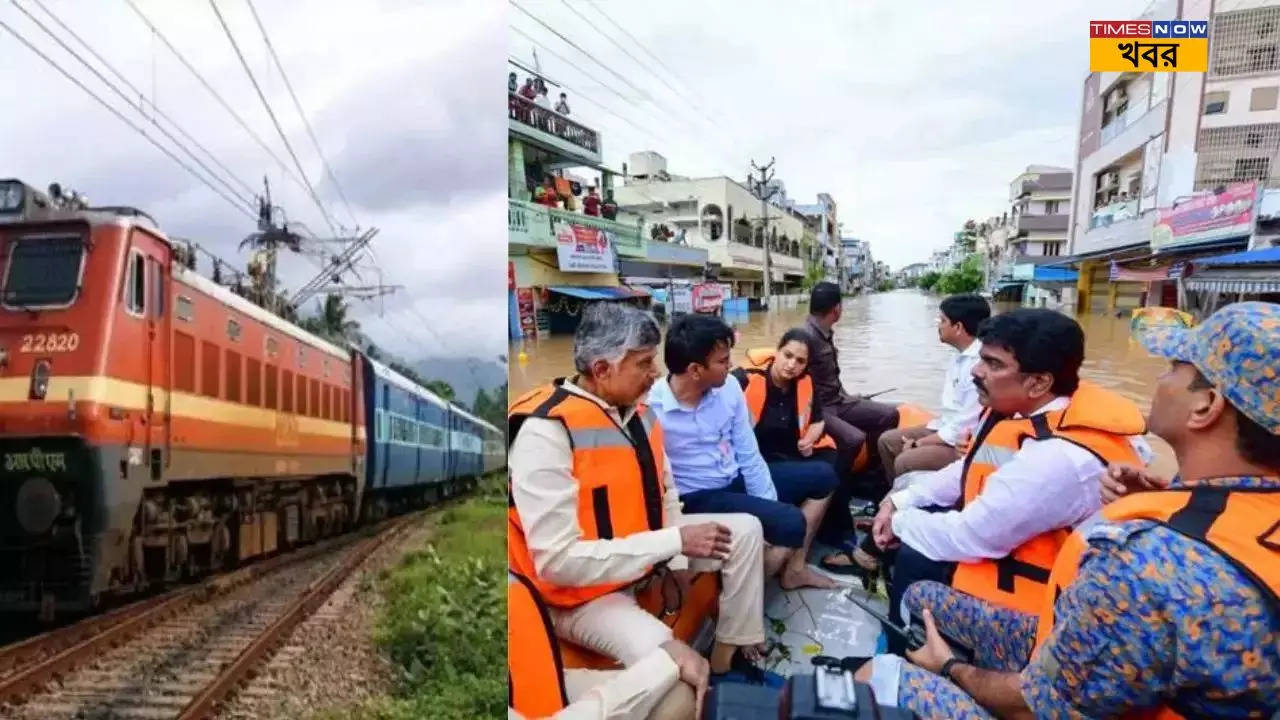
[1066,0,1280,314]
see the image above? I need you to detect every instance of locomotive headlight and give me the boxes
[29,359,50,400]
[0,182,22,213]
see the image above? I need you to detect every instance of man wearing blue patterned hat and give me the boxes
[855,302,1280,718]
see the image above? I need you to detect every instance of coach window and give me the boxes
[227,318,242,342]
[176,295,194,322]
[375,409,386,442]
[265,336,279,359]
[148,257,164,317]
[124,249,145,316]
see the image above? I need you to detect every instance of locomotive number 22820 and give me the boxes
[20,333,80,353]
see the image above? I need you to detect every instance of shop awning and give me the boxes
[1185,277,1280,294]
[548,285,651,300]
[1194,246,1280,268]
[994,280,1025,291]
[1032,267,1078,282]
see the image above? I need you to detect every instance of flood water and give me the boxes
[509,290,1176,476]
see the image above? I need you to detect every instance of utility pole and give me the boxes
[749,157,777,309]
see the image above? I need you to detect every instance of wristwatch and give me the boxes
[940,657,965,682]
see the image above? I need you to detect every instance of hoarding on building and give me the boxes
[555,225,616,273]
[692,283,725,313]
[1151,181,1258,252]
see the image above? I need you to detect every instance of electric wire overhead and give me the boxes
[208,0,339,237]
[243,0,359,231]
[24,0,258,200]
[0,16,255,221]
[508,3,742,175]
[122,0,327,227]
[9,0,257,216]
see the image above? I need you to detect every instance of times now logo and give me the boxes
[1089,20,1209,38]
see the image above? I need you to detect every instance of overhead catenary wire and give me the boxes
[121,0,327,227]
[511,3,736,164]
[23,0,258,201]
[576,0,742,147]
[243,0,359,231]
[207,0,339,238]
[9,0,257,216]
[508,55,667,149]
[0,16,255,220]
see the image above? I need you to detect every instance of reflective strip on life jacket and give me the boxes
[508,571,570,717]
[1032,485,1280,719]
[949,382,1146,614]
[507,380,668,608]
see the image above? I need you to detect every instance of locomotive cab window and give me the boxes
[2,234,86,309]
[124,249,145,316]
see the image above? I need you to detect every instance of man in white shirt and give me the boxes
[509,302,772,690]
[867,309,1151,654]
[877,294,989,485]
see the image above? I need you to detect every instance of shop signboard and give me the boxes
[1151,181,1258,252]
[692,283,725,313]
[516,287,537,338]
[555,225,616,273]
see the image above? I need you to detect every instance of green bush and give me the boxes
[918,271,941,290]
[331,474,508,720]
[934,255,983,295]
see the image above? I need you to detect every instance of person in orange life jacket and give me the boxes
[728,328,840,591]
[869,309,1150,654]
[508,570,701,720]
[508,302,769,685]
[854,301,1280,718]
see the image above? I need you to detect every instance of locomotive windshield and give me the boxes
[2,234,84,308]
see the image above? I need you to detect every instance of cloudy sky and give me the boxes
[509,0,1150,269]
[2,0,505,362]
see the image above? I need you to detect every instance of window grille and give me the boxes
[1195,122,1280,189]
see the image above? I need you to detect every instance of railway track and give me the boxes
[0,513,419,720]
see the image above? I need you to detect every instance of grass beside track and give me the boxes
[320,473,507,720]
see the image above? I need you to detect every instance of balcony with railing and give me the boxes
[1014,213,1069,233]
[509,93,602,164]
[509,198,646,258]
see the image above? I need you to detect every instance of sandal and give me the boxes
[820,543,882,593]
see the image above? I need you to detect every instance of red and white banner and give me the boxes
[692,283,725,312]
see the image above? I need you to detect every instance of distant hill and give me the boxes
[411,356,506,409]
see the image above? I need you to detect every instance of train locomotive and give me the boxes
[0,179,504,617]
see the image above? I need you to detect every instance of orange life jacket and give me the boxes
[508,570,570,718]
[1031,484,1280,720]
[948,381,1146,614]
[736,348,835,450]
[507,380,668,608]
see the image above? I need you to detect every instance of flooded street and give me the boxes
[509,290,1176,476]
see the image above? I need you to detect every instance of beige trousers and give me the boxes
[549,512,766,665]
[563,668,695,720]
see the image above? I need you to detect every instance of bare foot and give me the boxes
[780,564,841,590]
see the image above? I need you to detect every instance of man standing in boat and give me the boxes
[856,302,1280,717]
[508,302,772,691]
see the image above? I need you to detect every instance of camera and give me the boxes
[704,663,916,720]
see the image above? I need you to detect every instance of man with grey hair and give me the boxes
[509,302,771,703]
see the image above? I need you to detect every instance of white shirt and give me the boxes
[889,397,1151,563]
[925,339,983,446]
[534,93,551,108]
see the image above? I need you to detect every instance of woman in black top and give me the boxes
[732,329,840,589]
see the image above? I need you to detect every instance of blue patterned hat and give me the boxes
[1132,302,1280,435]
